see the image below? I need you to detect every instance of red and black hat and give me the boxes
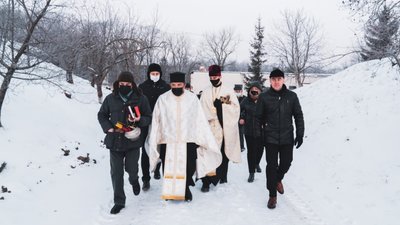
[208,65,221,76]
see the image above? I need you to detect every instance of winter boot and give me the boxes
[153,170,161,180]
[267,197,277,209]
[220,177,228,184]
[256,165,262,173]
[185,187,193,202]
[247,173,255,183]
[201,183,210,193]
[276,181,284,194]
[132,180,141,196]
[142,181,150,191]
[110,204,125,214]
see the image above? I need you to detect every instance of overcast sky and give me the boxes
[80,0,360,65]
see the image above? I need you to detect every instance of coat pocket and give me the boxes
[104,132,116,149]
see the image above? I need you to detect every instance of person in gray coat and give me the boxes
[98,71,152,214]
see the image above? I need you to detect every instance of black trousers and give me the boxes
[239,124,245,149]
[140,128,161,182]
[110,149,140,205]
[159,143,197,196]
[245,135,264,173]
[265,143,293,197]
[141,145,161,182]
[202,140,228,186]
[217,140,229,181]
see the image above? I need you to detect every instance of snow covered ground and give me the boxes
[1,59,399,225]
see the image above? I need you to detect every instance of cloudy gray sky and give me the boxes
[82,0,360,65]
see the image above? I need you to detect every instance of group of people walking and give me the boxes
[97,63,304,214]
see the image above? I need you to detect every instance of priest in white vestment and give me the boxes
[199,65,241,192]
[146,72,222,201]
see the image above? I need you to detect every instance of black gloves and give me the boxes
[294,136,303,149]
[213,98,222,108]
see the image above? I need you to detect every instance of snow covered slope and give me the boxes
[292,58,400,225]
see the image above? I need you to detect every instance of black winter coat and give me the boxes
[256,84,304,145]
[240,97,263,137]
[98,91,152,151]
[138,79,170,111]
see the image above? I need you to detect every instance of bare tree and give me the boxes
[269,9,323,87]
[143,9,163,66]
[37,15,83,84]
[0,0,53,127]
[130,22,163,84]
[165,33,199,77]
[77,4,154,103]
[202,28,240,70]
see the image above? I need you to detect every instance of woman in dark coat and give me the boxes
[239,82,264,183]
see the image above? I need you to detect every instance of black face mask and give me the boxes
[210,79,221,87]
[119,86,132,96]
[172,88,184,96]
[250,91,259,96]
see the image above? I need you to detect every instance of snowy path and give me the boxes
[91,151,325,225]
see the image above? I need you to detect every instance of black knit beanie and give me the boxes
[118,71,135,83]
[147,63,163,77]
[269,69,284,78]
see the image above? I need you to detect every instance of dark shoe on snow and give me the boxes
[201,183,210,193]
[267,197,277,209]
[142,181,150,191]
[220,178,228,184]
[153,170,161,180]
[276,181,284,194]
[132,181,140,196]
[247,173,255,183]
[256,165,262,173]
[110,204,124,214]
[185,187,192,202]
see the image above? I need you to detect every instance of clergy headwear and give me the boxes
[170,72,186,83]
[208,65,221,76]
[234,84,243,91]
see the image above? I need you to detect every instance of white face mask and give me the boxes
[235,92,242,97]
[150,75,160,82]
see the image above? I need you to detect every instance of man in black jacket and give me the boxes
[256,69,304,209]
[138,63,170,191]
[98,71,152,214]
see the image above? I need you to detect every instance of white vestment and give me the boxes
[200,84,241,163]
[146,90,222,200]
